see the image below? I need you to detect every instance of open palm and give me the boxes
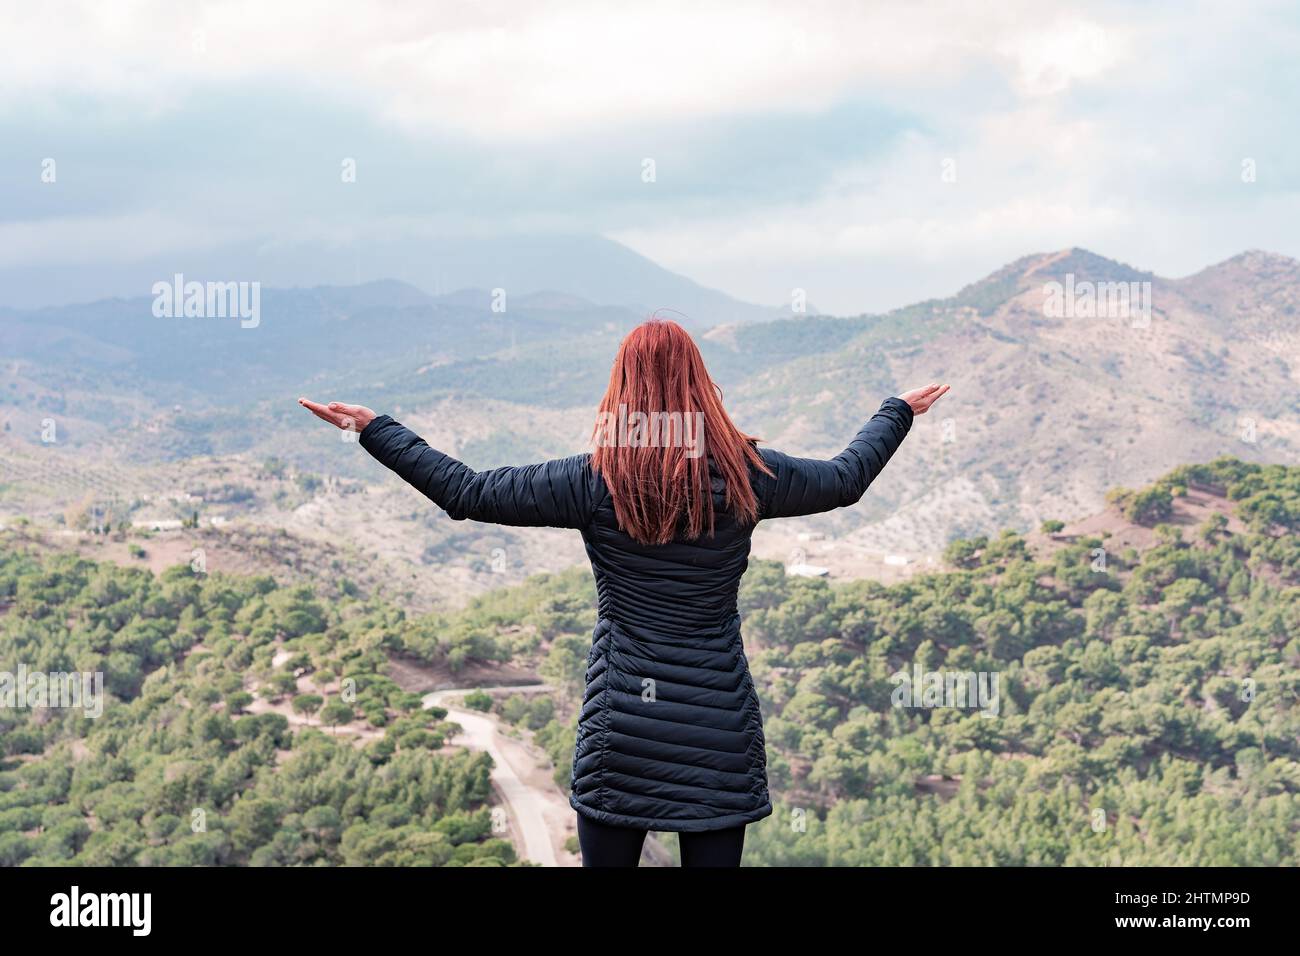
[898,383,950,415]
[298,398,376,432]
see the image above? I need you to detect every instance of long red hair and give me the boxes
[590,319,771,545]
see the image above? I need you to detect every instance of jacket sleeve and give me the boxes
[358,415,596,529]
[754,397,913,519]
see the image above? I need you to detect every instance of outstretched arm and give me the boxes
[298,399,595,529]
[755,384,948,519]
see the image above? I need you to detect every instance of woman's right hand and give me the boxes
[898,383,950,415]
[298,398,377,433]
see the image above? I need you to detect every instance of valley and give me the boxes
[3,246,1295,602]
[4,457,1295,866]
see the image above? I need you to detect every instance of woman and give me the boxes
[300,319,948,867]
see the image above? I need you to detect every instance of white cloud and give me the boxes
[609,107,1138,311]
[998,18,1125,97]
[2,0,1295,314]
[3,0,1129,138]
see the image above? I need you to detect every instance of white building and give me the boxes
[786,562,830,578]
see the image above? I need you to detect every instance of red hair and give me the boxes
[590,319,771,545]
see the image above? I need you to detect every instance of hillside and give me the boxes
[0,548,523,866]
[730,247,1299,553]
[395,456,1300,865]
[2,248,1297,600]
[3,458,1296,866]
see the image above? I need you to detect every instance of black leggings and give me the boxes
[577,814,746,867]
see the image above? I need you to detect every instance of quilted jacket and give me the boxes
[360,396,914,831]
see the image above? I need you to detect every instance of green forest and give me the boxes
[2,457,1298,865]
[0,557,516,866]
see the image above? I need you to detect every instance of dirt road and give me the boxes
[424,685,574,867]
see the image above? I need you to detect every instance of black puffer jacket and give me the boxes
[360,397,913,832]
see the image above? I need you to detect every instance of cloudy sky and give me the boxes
[3,0,1297,314]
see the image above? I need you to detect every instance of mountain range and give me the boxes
[0,233,794,322]
[2,243,1296,606]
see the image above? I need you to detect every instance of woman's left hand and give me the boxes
[299,398,377,433]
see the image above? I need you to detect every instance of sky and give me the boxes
[2,0,1298,314]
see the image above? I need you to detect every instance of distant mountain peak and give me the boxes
[949,248,1153,316]
[1192,248,1299,280]
[963,248,1299,304]
[1019,248,1154,284]
[0,232,785,322]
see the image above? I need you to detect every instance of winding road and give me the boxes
[423,685,566,867]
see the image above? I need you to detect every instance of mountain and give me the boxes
[737,246,1300,556]
[0,234,789,323]
[1,248,1297,602]
[1,279,630,401]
